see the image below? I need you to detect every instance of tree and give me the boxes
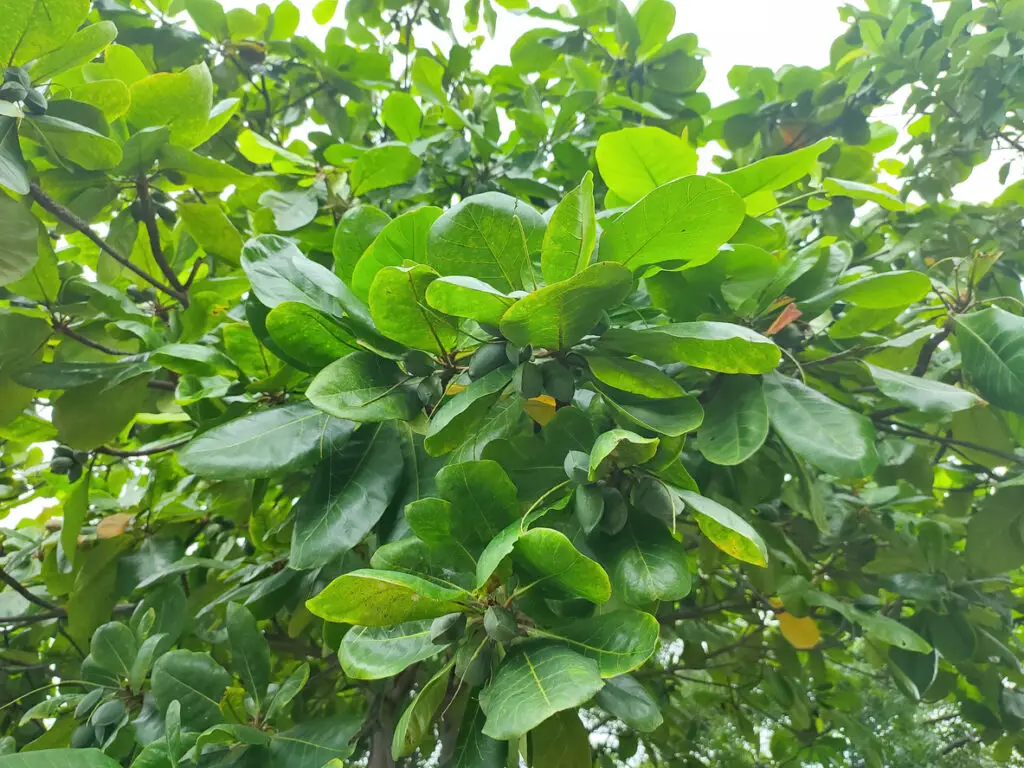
[0,0,1022,766]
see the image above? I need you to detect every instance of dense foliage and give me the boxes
[1,0,1023,766]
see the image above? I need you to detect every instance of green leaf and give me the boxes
[596,127,697,204]
[306,570,469,627]
[0,116,30,196]
[714,139,835,214]
[426,192,545,292]
[52,376,149,450]
[450,698,508,768]
[839,271,931,309]
[265,662,309,721]
[0,194,39,285]
[60,477,89,568]
[424,276,517,325]
[226,603,270,707]
[127,64,213,149]
[823,177,905,211]
[291,422,403,569]
[178,403,355,480]
[763,372,879,478]
[529,710,592,768]
[601,322,781,374]
[260,186,319,231]
[597,176,745,271]
[392,661,452,758]
[332,205,390,283]
[242,235,374,332]
[634,0,675,58]
[594,674,663,732]
[151,650,231,731]
[424,368,513,456]
[499,263,632,349]
[954,307,1024,414]
[369,265,458,355]
[187,0,229,38]
[178,202,244,265]
[864,363,981,414]
[0,750,120,768]
[601,519,691,606]
[696,375,769,465]
[152,343,234,376]
[351,145,421,196]
[264,302,358,372]
[268,716,361,766]
[0,0,90,65]
[381,92,422,143]
[514,527,612,603]
[29,21,118,81]
[677,489,768,567]
[351,206,441,300]
[585,356,683,399]
[339,621,443,680]
[89,622,138,680]
[589,429,660,480]
[479,645,604,739]
[22,115,122,171]
[541,171,597,284]
[857,613,931,654]
[307,352,420,422]
[966,487,1024,574]
[529,609,659,677]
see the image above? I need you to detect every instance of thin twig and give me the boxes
[95,438,190,458]
[52,323,132,357]
[135,177,188,304]
[911,323,952,377]
[0,567,62,613]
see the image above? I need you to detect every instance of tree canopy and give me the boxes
[1,0,1023,766]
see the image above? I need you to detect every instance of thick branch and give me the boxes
[911,323,952,377]
[135,177,188,305]
[29,182,187,305]
[53,323,132,357]
[96,438,190,458]
[0,567,62,613]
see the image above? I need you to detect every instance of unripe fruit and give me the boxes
[563,450,590,484]
[631,477,676,527]
[50,456,74,473]
[0,82,27,102]
[54,445,75,459]
[468,343,506,380]
[4,66,30,89]
[91,699,126,727]
[23,89,47,115]
[542,360,575,403]
[71,725,94,749]
[483,605,518,643]
[574,484,605,534]
[513,362,542,398]
[599,487,628,534]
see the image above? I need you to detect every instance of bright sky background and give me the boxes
[1,0,1010,529]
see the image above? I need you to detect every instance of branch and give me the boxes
[0,567,62,613]
[875,419,1023,466]
[911,323,952,377]
[660,600,746,623]
[940,734,978,756]
[29,182,188,305]
[0,603,136,626]
[95,438,190,458]
[53,323,133,357]
[135,177,188,305]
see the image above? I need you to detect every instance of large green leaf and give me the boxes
[52,376,149,450]
[954,307,1024,414]
[965,487,1024,574]
[839,271,931,309]
[529,609,659,677]
[478,644,604,739]
[241,235,374,332]
[226,603,270,707]
[541,171,597,284]
[423,368,513,456]
[597,176,744,271]
[350,144,421,196]
[763,372,878,478]
[338,621,443,680]
[392,661,451,758]
[677,489,768,567]
[332,205,390,282]
[351,206,441,300]
[529,710,592,768]
[89,622,137,680]
[381,92,422,143]
[0,751,120,768]
[126,63,213,148]
[151,650,231,731]
[594,674,663,732]
[424,276,517,325]
[596,126,697,204]
[291,422,403,568]
[595,383,704,438]
[30,21,118,81]
[589,429,659,480]
[601,322,780,374]
[307,352,420,422]
[178,202,244,265]
[0,195,39,286]
[601,518,691,606]
[0,116,30,196]
[426,192,545,292]
[368,265,458,355]
[267,716,362,766]
[585,355,683,399]
[696,375,769,465]
[499,263,632,349]
[864,363,981,414]
[714,139,834,214]
[514,528,612,603]
[450,699,508,768]
[0,0,90,65]
[265,302,358,372]
[22,114,122,171]
[178,403,354,480]
[306,570,468,627]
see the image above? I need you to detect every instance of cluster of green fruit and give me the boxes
[429,605,521,687]
[0,67,47,113]
[50,445,89,483]
[128,188,176,225]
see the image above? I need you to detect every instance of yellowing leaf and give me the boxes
[524,395,556,425]
[778,611,821,649]
[96,513,133,539]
